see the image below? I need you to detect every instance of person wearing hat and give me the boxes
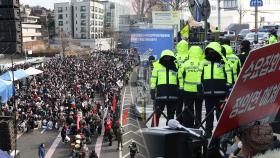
[150,50,179,126]
[238,40,251,66]
[268,29,278,45]
[202,42,232,138]
[128,141,139,158]
[228,124,280,158]
[175,39,189,124]
[178,45,204,128]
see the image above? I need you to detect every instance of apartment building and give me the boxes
[54,0,104,39]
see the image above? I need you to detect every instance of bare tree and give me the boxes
[132,0,158,20]
[157,0,189,10]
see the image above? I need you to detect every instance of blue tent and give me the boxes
[0,79,14,103]
[0,69,29,81]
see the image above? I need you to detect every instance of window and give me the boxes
[66,21,68,24]
[81,34,86,39]
[66,7,67,11]
[76,27,78,31]
[91,14,94,19]
[81,13,86,19]
[80,6,86,12]
[58,21,63,26]
[58,14,63,19]
[31,36,35,40]
[91,7,94,12]
[81,20,86,26]
[81,27,86,32]
[76,21,77,24]
[223,0,238,8]
[58,7,63,12]
[66,14,68,18]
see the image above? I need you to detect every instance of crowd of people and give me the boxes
[0,49,139,157]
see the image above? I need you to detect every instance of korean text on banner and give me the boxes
[213,42,280,138]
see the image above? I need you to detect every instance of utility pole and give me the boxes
[254,3,258,43]
[217,0,221,30]
[204,0,208,44]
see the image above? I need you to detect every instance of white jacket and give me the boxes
[253,150,280,158]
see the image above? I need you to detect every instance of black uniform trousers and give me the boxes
[151,100,177,127]
[204,96,224,135]
[176,98,184,123]
[182,97,203,128]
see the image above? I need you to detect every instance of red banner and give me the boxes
[112,94,117,112]
[213,43,280,138]
[122,109,129,125]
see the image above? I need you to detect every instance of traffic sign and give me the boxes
[250,0,263,7]
[212,42,280,139]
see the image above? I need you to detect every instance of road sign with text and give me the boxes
[250,0,263,7]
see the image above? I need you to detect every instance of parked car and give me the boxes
[237,29,251,40]
[244,32,268,44]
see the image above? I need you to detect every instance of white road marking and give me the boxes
[17,133,23,139]
[122,139,145,149]
[122,131,142,137]
[130,85,151,158]
[45,128,62,158]
[40,129,46,134]
[95,107,108,158]
[123,123,140,129]
[119,87,127,158]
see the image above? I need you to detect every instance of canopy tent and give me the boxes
[0,79,13,103]
[0,69,29,81]
[24,67,43,76]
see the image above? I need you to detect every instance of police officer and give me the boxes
[222,39,241,83]
[202,42,232,138]
[178,46,204,128]
[175,39,189,123]
[150,50,178,126]
[269,29,278,45]
[238,40,251,66]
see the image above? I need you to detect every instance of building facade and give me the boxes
[54,0,104,39]
[21,9,42,42]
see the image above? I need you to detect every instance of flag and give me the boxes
[180,23,190,39]
[112,94,117,112]
[122,109,129,125]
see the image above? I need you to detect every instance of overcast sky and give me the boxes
[20,0,69,9]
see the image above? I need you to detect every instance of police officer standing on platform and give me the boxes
[150,50,179,127]
[222,39,241,83]
[175,39,189,123]
[178,46,204,128]
[202,42,232,138]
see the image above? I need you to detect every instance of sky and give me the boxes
[20,0,69,9]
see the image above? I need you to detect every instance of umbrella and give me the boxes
[24,67,43,76]
[0,79,14,103]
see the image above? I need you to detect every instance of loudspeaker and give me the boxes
[0,21,21,42]
[0,42,22,54]
[0,116,15,151]
[141,127,207,158]
[0,0,20,8]
[0,8,20,20]
[0,0,22,54]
